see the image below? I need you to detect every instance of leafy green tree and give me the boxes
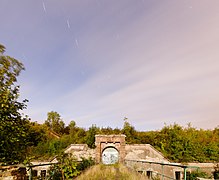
[99,126,122,135]
[85,125,100,148]
[0,44,30,164]
[68,121,86,144]
[45,111,65,135]
[27,122,47,146]
[141,123,219,163]
[48,153,94,179]
[122,117,138,144]
[68,120,76,134]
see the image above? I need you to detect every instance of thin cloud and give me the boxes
[1,1,219,130]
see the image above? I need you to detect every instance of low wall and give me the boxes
[64,144,95,161]
[0,165,27,180]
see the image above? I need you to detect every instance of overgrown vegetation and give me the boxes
[75,163,147,180]
[187,170,212,180]
[27,118,219,163]
[47,153,94,179]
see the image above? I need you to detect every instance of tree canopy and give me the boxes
[44,111,65,135]
[29,115,219,163]
[0,44,30,164]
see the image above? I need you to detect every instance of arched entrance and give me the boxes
[95,135,126,164]
[102,147,119,164]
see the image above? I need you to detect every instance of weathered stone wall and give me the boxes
[27,161,52,178]
[187,163,217,175]
[0,165,27,180]
[125,160,180,180]
[64,144,95,161]
[65,136,167,164]
[95,134,126,164]
[125,144,169,162]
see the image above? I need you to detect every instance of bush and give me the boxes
[187,170,212,180]
[47,153,94,179]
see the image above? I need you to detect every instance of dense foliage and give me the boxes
[137,124,219,162]
[47,154,94,179]
[45,111,65,135]
[28,118,219,163]
[0,44,32,164]
[187,170,212,180]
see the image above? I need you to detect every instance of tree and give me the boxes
[0,44,30,164]
[48,153,94,179]
[68,120,86,143]
[27,122,47,146]
[45,111,65,135]
[68,120,76,134]
[85,125,99,148]
[122,117,138,143]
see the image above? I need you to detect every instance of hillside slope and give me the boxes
[75,164,147,180]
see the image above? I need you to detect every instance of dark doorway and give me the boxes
[175,171,181,180]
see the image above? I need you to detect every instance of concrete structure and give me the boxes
[61,135,217,179]
[64,144,95,161]
[95,134,126,164]
[125,144,169,163]
[63,138,170,164]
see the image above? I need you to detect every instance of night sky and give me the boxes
[1,0,219,130]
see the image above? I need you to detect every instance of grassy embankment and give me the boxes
[75,163,147,180]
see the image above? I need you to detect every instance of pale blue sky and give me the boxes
[1,0,219,130]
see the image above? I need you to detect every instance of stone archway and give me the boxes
[102,146,119,164]
[95,134,126,164]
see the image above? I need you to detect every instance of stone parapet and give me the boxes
[125,144,169,163]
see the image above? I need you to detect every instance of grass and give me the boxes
[75,163,148,180]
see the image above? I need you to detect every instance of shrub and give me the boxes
[47,153,94,179]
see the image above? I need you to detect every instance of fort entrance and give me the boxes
[95,135,126,164]
[102,147,119,164]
